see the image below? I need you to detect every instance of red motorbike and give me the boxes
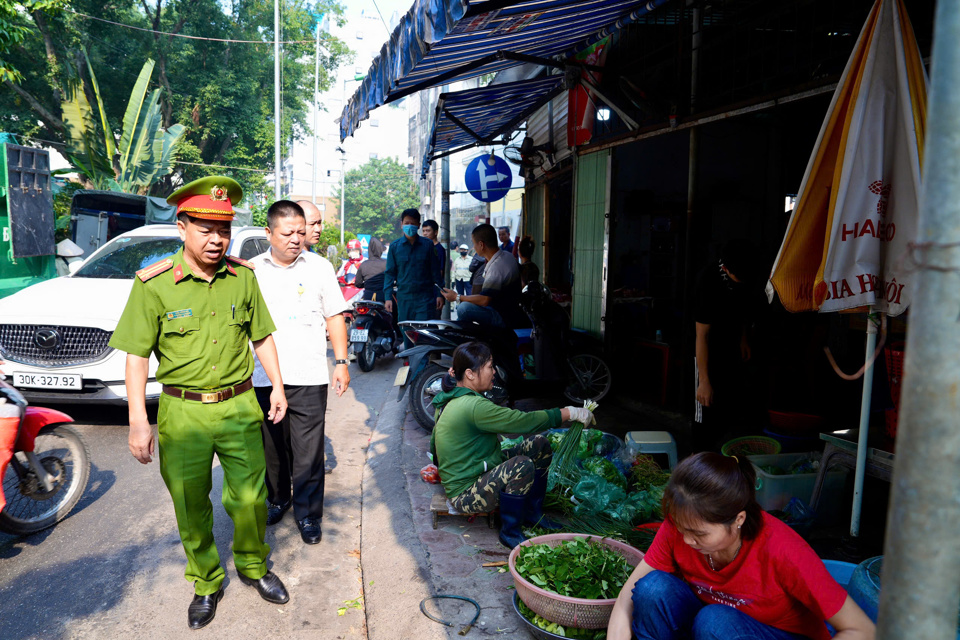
[0,379,90,535]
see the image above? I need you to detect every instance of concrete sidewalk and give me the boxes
[359,369,535,640]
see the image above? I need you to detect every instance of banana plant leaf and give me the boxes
[118,59,156,172]
[81,45,116,161]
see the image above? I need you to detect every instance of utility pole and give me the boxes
[876,4,960,638]
[312,21,321,204]
[339,150,346,245]
[273,0,281,201]
[440,85,451,319]
[337,74,364,245]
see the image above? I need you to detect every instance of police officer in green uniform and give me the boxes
[110,176,291,630]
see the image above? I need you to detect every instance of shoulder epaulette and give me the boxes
[226,255,255,270]
[136,258,174,282]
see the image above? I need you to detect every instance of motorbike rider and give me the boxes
[337,239,365,285]
[354,238,387,301]
[429,342,595,549]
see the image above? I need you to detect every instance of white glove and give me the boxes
[565,406,596,426]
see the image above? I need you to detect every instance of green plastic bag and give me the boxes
[571,474,626,517]
[575,429,604,460]
[500,435,524,451]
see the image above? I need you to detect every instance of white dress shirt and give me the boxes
[251,249,350,387]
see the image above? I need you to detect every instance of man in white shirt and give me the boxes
[251,200,350,545]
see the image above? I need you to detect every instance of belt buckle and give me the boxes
[200,391,221,404]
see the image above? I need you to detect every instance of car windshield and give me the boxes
[73,236,183,279]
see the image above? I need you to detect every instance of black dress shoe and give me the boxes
[238,570,289,604]
[266,501,290,526]
[188,587,224,630]
[297,517,322,544]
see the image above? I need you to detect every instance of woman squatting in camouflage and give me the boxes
[429,342,596,548]
[449,434,551,514]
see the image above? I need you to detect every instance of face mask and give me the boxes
[403,224,418,238]
[460,251,468,256]
[348,251,360,259]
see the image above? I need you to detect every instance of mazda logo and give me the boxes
[34,328,61,350]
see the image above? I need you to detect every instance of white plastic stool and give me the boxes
[625,431,678,470]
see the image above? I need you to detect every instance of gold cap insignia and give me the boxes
[210,185,229,201]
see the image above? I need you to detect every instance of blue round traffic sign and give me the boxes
[465,154,513,203]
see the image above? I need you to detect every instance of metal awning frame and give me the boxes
[421,61,640,175]
[389,49,602,106]
[424,70,567,166]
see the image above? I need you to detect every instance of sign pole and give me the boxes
[274,0,281,201]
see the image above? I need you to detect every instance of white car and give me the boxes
[0,224,271,405]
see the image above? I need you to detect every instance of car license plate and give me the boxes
[350,329,369,343]
[13,371,83,390]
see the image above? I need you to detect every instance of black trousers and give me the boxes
[255,385,328,521]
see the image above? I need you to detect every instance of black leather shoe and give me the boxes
[238,570,289,604]
[266,501,290,526]
[297,518,322,544]
[188,587,224,630]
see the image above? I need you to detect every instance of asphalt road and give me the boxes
[0,356,398,640]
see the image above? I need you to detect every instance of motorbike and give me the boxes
[0,379,90,535]
[339,282,363,328]
[395,283,613,431]
[349,299,400,372]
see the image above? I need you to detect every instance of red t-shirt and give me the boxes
[643,512,848,640]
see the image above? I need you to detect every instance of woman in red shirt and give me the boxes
[607,452,875,640]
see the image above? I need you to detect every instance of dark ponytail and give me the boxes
[662,452,764,539]
[452,342,493,382]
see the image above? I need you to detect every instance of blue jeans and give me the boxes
[632,571,811,640]
[456,301,505,328]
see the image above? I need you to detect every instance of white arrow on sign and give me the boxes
[476,161,508,199]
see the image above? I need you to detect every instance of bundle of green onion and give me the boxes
[548,400,600,490]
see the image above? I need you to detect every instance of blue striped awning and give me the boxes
[424,74,565,174]
[340,0,674,141]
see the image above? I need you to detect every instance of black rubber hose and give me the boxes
[419,594,482,636]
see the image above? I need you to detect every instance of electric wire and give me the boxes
[370,0,391,37]
[65,7,325,45]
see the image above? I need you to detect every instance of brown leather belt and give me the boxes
[162,378,253,404]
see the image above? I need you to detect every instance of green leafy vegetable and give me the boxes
[517,598,607,639]
[583,456,628,490]
[514,539,632,600]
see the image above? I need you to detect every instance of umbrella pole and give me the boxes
[849,308,877,538]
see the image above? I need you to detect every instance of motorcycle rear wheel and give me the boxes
[357,342,377,372]
[564,353,613,404]
[0,424,90,535]
[410,363,446,432]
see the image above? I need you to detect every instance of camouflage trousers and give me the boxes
[449,434,552,514]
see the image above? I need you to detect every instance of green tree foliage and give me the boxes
[52,180,84,241]
[0,0,65,83]
[339,157,419,242]
[61,53,186,192]
[1,0,351,200]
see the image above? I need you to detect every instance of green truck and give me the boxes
[0,139,56,300]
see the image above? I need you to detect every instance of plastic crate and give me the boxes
[748,452,849,525]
